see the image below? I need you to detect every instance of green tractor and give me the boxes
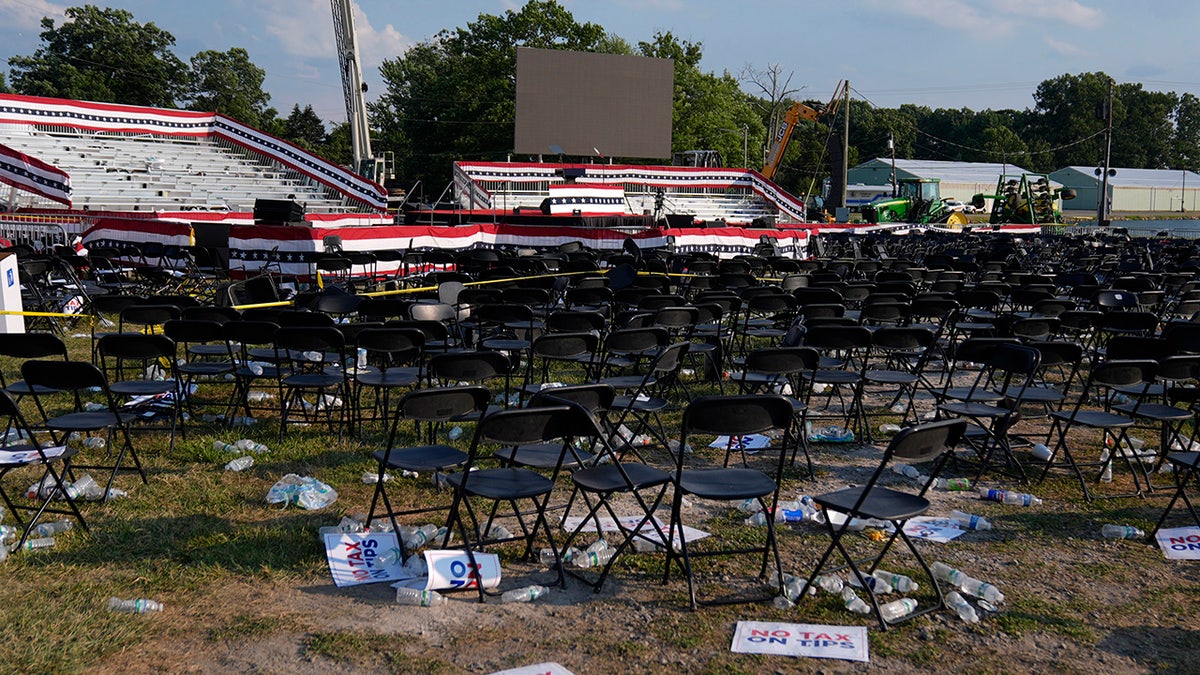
[861,178,968,226]
[971,173,1075,225]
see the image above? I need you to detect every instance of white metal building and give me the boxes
[1049,166,1200,213]
[847,159,1043,209]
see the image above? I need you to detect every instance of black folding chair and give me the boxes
[801,419,967,629]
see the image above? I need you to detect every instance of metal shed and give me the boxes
[847,159,1041,207]
[1049,166,1200,213]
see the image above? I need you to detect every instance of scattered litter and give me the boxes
[266,474,337,510]
[807,424,855,443]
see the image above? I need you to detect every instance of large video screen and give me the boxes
[514,47,674,160]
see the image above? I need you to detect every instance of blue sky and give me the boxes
[1,0,1198,128]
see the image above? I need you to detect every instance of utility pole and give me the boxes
[889,132,897,197]
[840,80,850,209]
[1097,77,1114,226]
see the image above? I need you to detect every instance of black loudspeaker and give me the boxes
[665,213,695,229]
[751,216,777,229]
[253,199,305,224]
[192,222,230,271]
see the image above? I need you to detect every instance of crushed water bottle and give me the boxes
[82,436,107,450]
[879,598,918,623]
[891,463,921,479]
[402,555,428,577]
[500,585,550,603]
[945,591,980,623]
[486,524,515,541]
[872,569,919,593]
[934,477,972,491]
[338,516,365,534]
[1101,524,1145,539]
[213,440,238,453]
[950,510,992,531]
[362,471,391,483]
[395,588,447,607]
[814,574,844,594]
[539,546,580,566]
[978,488,1042,506]
[108,597,163,613]
[930,561,1005,604]
[375,546,402,568]
[235,439,269,454]
[33,520,74,537]
[879,423,903,435]
[841,587,871,615]
[447,426,464,441]
[71,474,104,501]
[245,390,274,402]
[573,539,615,569]
[768,571,813,601]
[224,456,254,472]
[847,571,893,595]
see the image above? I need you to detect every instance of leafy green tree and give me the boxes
[283,104,327,152]
[8,5,187,107]
[376,0,612,187]
[186,47,274,128]
[1171,93,1200,171]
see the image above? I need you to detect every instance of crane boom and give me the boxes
[331,0,373,176]
[760,80,846,181]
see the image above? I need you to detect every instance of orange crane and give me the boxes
[761,80,846,181]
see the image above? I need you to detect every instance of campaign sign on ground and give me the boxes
[324,532,405,587]
[902,517,967,543]
[486,663,575,675]
[424,549,502,591]
[731,621,869,663]
[1154,526,1200,560]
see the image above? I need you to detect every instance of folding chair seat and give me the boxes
[519,331,600,399]
[22,360,147,499]
[96,333,184,451]
[544,310,606,335]
[351,327,425,433]
[665,394,796,609]
[735,346,817,475]
[801,325,872,440]
[0,333,70,412]
[162,319,237,423]
[498,384,615,476]
[426,350,517,416]
[273,326,352,440]
[366,385,490,555]
[800,419,967,629]
[0,389,87,551]
[864,326,937,428]
[118,303,181,335]
[1038,359,1158,501]
[222,319,283,421]
[443,404,600,600]
[1017,341,1084,416]
[595,326,668,382]
[603,342,690,456]
[407,301,464,350]
[938,343,1041,482]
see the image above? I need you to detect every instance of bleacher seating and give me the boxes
[2,124,358,214]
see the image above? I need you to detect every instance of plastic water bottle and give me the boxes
[224,456,254,472]
[815,574,844,594]
[33,520,74,537]
[540,546,580,566]
[108,597,164,613]
[229,416,257,428]
[978,488,1042,506]
[362,471,391,484]
[235,439,269,454]
[574,540,615,568]
[1101,524,1145,539]
[879,423,902,435]
[736,498,764,513]
[500,585,550,603]
[950,510,992,531]
[891,463,921,479]
[395,587,447,607]
[82,436,107,450]
[447,426,464,441]
[14,536,55,551]
[338,516,365,534]
[930,561,1005,604]
[487,524,515,541]
[873,569,919,593]
[945,590,980,623]
[402,555,427,577]
[841,587,871,615]
[847,571,893,595]
[879,598,918,623]
[1031,443,1054,462]
[375,546,402,568]
[71,474,103,501]
[934,477,972,491]
[213,440,237,453]
[403,524,439,550]
[245,390,273,402]
[768,571,812,601]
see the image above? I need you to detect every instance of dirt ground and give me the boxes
[87,418,1200,675]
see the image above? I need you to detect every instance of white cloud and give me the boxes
[1042,35,1095,58]
[0,0,66,29]
[862,0,1103,35]
[351,2,413,68]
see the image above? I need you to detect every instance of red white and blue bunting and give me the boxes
[0,142,71,206]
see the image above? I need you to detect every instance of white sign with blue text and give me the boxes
[324,532,405,587]
[731,621,869,663]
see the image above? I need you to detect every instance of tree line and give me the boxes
[5,3,1200,201]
